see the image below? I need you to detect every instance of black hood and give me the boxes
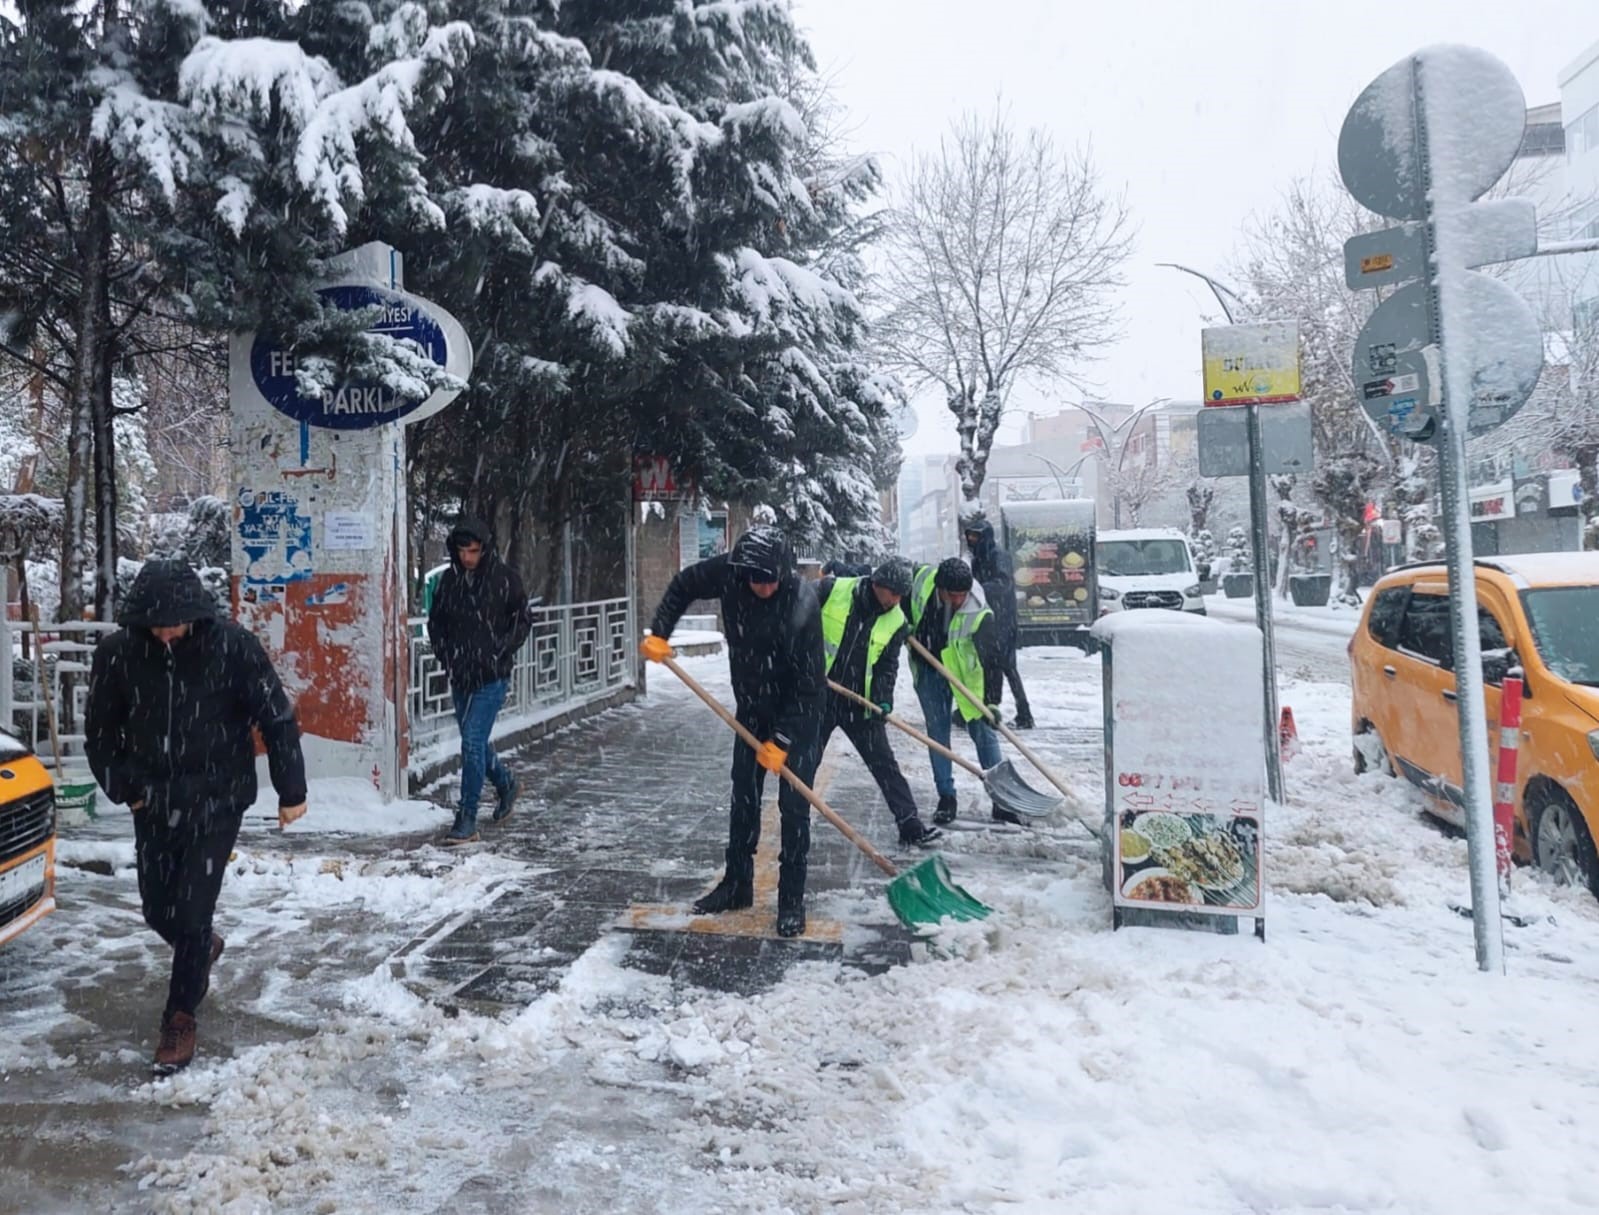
[447,517,495,568]
[728,526,794,583]
[964,517,997,554]
[119,560,217,629]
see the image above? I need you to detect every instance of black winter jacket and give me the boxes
[817,575,905,722]
[650,529,824,746]
[426,518,534,695]
[85,560,307,814]
[967,518,1019,652]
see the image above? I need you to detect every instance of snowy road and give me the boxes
[1205,594,1356,684]
[7,645,1599,1214]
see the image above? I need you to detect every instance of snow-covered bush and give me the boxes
[184,496,231,570]
[1225,526,1251,572]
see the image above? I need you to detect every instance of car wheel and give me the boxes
[1532,789,1599,898]
[1353,723,1391,777]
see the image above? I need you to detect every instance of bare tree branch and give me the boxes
[877,104,1133,509]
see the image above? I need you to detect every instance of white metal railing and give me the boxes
[1,619,118,779]
[408,597,636,752]
[1,599,637,774]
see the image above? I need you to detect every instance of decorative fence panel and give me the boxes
[407,597,635,752]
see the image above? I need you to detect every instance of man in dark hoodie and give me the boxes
[426,518,534,843]
[965,516,1034,729]
[85,560,307,1075]
[816,558,941,847]
[642,526,825,937]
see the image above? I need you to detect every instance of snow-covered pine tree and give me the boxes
[384,0,892,582]
[159,0,474,374]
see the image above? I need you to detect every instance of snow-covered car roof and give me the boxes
[1380,552,1599,590]
[1485,552,1599,588]
[1097,528,1189,543]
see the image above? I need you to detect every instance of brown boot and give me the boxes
[199,932,225,1005]
[152,1011,197,1076]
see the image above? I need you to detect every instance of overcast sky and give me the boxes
[791,0,1594,459]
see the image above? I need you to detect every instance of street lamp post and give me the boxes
[1074,398,1166,527]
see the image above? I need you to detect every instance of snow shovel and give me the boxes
[907,636,1097,839]
[826,679,1062,820]
[659,655,990,928]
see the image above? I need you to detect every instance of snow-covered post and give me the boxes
[1339,47,1546,972]
[229,243,471,800]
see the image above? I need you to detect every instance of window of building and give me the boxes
[1569,104,1599,158]
[1519,122,1565,157]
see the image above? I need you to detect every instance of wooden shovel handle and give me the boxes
[906,635,1087,817]
[825,679,986,778]
[661,656,898,877]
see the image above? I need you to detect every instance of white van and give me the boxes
[1096,528,1206,615]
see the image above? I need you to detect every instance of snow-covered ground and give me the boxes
[7,647,1599,1213]
[1206,588,1366,638]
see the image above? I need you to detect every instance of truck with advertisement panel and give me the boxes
[1000,499,1098,649]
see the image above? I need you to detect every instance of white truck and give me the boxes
[1095,528,1206,616]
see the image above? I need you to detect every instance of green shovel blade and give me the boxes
[885,854,991,928]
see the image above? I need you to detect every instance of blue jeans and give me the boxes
[913,663,1002,797]
[452,679,511,817]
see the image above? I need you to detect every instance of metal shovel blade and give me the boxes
[985,759,1063,820]
[886,855,991,927]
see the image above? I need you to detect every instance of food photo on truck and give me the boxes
[1000,498,1098,650]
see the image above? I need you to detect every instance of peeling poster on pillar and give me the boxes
[238,489,313,586]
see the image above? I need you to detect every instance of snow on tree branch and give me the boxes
[879,105,1132,508]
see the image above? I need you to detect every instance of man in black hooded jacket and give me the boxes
[85,560,307,1075]
[965,516,1034,729]
[642,526,825,937]
[426,518,534,843]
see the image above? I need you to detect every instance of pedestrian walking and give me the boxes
[641,526,825,937]
[965,517,1033,729]
[907,557,1010,826]
[426,517,534,844]
[84,560,307,1075]
[816,558,941,847]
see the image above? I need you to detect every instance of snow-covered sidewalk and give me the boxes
[6,648,1599,1213]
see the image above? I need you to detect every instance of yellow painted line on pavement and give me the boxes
[620,749,845,944]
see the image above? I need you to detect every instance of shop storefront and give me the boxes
[1468,473,1580,554]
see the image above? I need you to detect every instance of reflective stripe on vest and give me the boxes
[820,577,907,701]
[908,565,936,629]
[945,602,991,722]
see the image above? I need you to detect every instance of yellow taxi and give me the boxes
[1351,555,1599,898]
[0,728,56,946]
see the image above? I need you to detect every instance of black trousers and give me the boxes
[133,801,244,1017]
[995,654,1032,720]
[727,709,819,906]
[818,710,918,829]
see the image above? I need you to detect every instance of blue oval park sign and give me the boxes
[249,284,473,430]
